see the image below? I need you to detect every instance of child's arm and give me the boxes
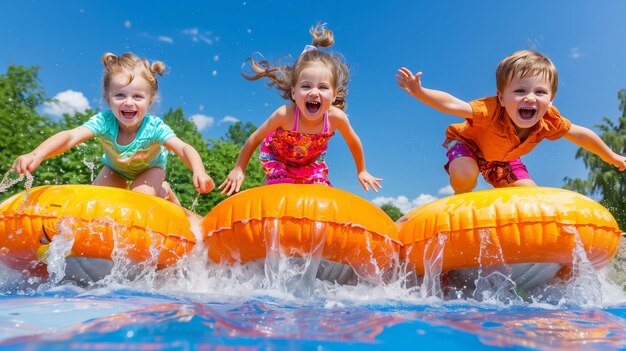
[12,126,94,175]
[396,67,473,119]
[164,137,215,193]
[333,109,383,192]
[564,124,626,171]
[218,106,290,196]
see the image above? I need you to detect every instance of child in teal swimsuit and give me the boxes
[12,52,215,205]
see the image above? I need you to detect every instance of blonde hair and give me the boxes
[101,52,165,104]
[242,23,350,110]
[496,50,558,95]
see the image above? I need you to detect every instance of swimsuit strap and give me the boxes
[322,111,329,134]
[293,107,300,131]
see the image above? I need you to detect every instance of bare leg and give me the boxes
[161,181,182,206]
[93,165,130,188]
[448,157,479,194]
[130,167,166,198]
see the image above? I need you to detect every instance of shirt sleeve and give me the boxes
[468,97,497,128]
[152,117,176,143]
[81,112,106,135]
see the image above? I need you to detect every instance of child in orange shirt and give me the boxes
[396,50,626,194]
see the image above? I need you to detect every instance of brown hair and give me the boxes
[242,23,349,110]
[101,52,165,104]
[496,50,558,95]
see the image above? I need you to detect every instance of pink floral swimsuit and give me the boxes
[260,107,334,186]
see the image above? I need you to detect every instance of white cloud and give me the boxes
[124,20,131,28]
[569,47,582,59]
[42,90,90,117]
[220,116,239,124]
[438,185,454,195]
[371,194,438,214]
[158,36,174,44]
[189,114,215,131]
[182,28,219,45]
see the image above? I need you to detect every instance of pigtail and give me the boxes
[151,61,166,76]
[310,23,334,49]
[102,53,118,69]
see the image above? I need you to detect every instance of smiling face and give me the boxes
[291,62,337,122]
[497,73,554,133]
[106,72,153,130]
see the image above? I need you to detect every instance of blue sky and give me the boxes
[1,1,625,213]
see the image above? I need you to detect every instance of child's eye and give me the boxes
[514,89,525,94]
[133,95,144,100]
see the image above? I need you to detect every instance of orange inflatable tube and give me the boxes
[397,187,623,274]
[0,185,197,277]
[201,184,401,282]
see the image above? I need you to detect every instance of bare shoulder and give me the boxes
[265,104,294,130]
[328,106,349,122]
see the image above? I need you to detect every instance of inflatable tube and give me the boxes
[397,187,623,276]
[202,184,401,282]
[0,185,197,279]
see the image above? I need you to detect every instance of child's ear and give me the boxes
[496,91,503,105]
[291,88,295,100]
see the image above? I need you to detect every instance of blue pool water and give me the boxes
[1,253,626,351]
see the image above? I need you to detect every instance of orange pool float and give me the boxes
[0,185,197,278]
[397,187,623,275]
[201,184,401,282]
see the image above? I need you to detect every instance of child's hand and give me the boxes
[396,67,423,97]
[608,153,626,171]
[219,167,245,196]
[193,172,215,193]
[358,170,382,192]
[12,153,44,175]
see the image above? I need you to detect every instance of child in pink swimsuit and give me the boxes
[260,108,333,185]
[219,23,381,195]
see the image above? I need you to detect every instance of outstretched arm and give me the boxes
[12,126,94,175]
[564,124,626,171]
[333,110,382,192]
[165,137,215,193]
[396,67,473,119]
[218,106,290,196]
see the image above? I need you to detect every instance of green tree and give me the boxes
[564,89,626,230]
[0,65,51,200]
[380,203,403,221]
[163,107,214,215]
[202,122,265,210]
[34,109,102,186]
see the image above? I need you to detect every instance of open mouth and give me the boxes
[306,101,321,114]
[121,110,137,119]
[518,107,536,120]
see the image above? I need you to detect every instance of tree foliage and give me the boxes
[380,203,404,222]
[564,89,626,230]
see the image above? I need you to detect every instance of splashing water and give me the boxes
[0,169,31,193]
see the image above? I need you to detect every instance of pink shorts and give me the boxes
[444,140,531,188]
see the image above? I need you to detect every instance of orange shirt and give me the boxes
[444,96,572,161]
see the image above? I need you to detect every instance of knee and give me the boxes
[132,184,158,197]
[448,159,479,194]
[450,176,477,194]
